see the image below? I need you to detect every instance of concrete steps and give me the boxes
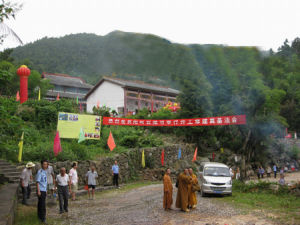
[0,160,20,184]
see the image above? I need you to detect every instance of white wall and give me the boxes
[86,81,124,113]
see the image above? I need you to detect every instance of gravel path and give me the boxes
[47,184,278,225]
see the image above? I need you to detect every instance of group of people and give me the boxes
[20,160,121,223]
[163,168,199,212]
[34,160,80,222]
[255,164,290,185]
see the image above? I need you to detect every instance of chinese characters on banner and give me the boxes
[102,115,246,127]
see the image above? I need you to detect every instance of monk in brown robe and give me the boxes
[188,168,198,209]
[176,169,192,212]
[163,168,173,210]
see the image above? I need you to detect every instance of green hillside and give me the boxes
[12,31,204,87]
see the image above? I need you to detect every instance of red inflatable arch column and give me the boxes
[17,65,31,104]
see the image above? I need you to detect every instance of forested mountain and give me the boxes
[9,31,300,133]
[12,31,204,87]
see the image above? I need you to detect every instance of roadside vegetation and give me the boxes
[218,180,300,225]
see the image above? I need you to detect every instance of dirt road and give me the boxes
[47,184,278,225]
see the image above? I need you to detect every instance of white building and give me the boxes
[85,76,180,115]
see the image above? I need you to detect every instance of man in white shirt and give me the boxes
[56,167,71,214]
[85,166,98,200]
[69,162,78,201]
[20,162,35,205]
[46,162,55,198]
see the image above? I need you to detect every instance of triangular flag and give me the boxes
[178,148,182,159]
[76,96,79,105]
[78,128,85,143]
[18,132,24,162]
[142,150,145,168]
[97,100,100,108]
[161,149,165,166]
[107,131,116,151]
[16,91,20,101]
[192,147,198,162]
[38,88,41,101]
[53,131,62,156]
[56,93,60,101]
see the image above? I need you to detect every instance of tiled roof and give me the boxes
[46,90,86,99]
[85,76,180,99]
[42,73,93,89]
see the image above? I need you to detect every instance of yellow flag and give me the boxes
[18,132,24,162]
[38,88,41,101]
[220,147,224,153]
[142,150,145,168]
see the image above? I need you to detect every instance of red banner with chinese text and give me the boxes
[102,115,246,127]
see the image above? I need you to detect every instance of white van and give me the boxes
[199,162,232,196]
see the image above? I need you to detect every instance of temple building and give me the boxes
[42,73,93,102]
[84,76,179,115]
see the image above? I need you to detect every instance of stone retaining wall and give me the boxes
[0,183,19,225]
[32,144,200,186]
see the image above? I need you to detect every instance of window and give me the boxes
[54,85,64,92]
[128,92,138,98]
[141,94,150,99]
[154,96,166,101]
[78,88,88,94]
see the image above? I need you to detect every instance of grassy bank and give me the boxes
[217,181,300,225]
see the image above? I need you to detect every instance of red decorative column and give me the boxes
[17,65,31,104]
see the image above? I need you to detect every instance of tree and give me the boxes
[0,0,22,45]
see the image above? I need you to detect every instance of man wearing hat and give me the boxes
[20,162,35,205]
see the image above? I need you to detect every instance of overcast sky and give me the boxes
[2,0,300,51]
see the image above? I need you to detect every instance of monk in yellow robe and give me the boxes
[176,169,192,212]
[188,168,198,209]
[163,168,173,210]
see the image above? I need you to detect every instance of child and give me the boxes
[86,166,98,200]
[267,166,272,178]
[279,174,285,185]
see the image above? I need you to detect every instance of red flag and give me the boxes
[53,131,62,156]
[16,91,20,101]
[97,100,100,108]
[192,147,198,162]
[79,103,82,112]
[56,93,60,101]
[107,131,116,151]
[161,149,165,166]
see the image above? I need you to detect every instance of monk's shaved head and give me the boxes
[166,168,171,175]
[184,168,189,175]
[189,168,193,175]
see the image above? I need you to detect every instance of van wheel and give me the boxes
[201,189,206,197]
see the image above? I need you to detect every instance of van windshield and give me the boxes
[204,167,230,177]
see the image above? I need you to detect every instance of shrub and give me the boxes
[120,135,139,148]
[233,180,273,193]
